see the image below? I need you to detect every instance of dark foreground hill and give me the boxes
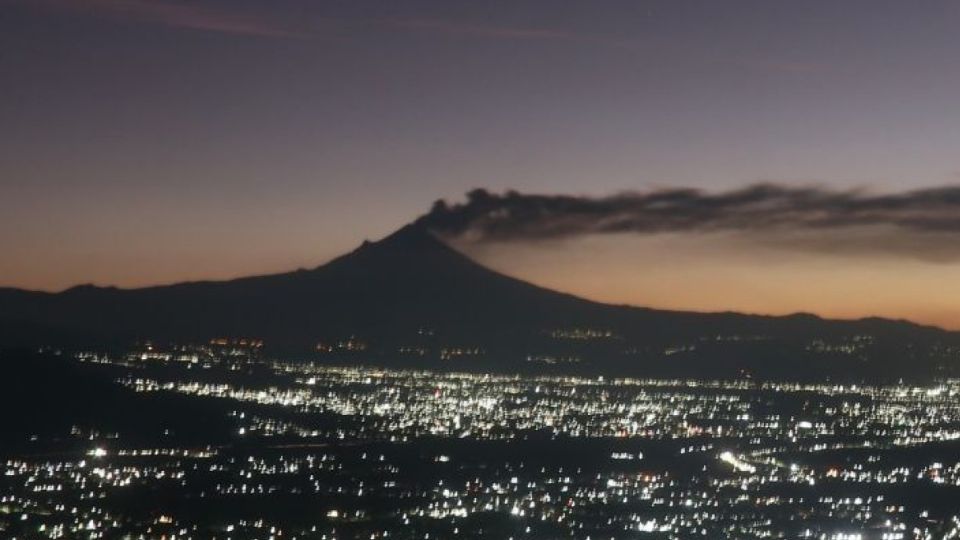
[2,224,958,380]
[0,350,236,449]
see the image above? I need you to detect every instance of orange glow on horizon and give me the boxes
[456,234,960,331]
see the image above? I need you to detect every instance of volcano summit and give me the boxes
[1,224,957,381]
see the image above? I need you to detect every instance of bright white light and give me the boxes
[719,451,756,473]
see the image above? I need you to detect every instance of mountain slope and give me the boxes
[1,224,957,380]
[0,224,587,346]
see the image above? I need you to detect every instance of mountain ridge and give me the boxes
[1,223,957,380]
[1,223,945,332]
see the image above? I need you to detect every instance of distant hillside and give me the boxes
[2,224,958,381]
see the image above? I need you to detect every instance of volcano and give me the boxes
[1,223,957,380]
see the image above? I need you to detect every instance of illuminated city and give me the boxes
[5,347,960,539]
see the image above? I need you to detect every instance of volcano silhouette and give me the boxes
[0,223,955,380]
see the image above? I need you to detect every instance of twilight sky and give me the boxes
[3,1,960,327]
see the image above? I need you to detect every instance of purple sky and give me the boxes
[4,1,960,326]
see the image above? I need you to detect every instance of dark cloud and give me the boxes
[419,185,960,260]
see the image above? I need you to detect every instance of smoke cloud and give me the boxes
[419,184,960,261]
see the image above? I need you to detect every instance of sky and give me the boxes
[3,1,960,327]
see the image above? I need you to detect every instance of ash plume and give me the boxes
[418,184,960,261]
